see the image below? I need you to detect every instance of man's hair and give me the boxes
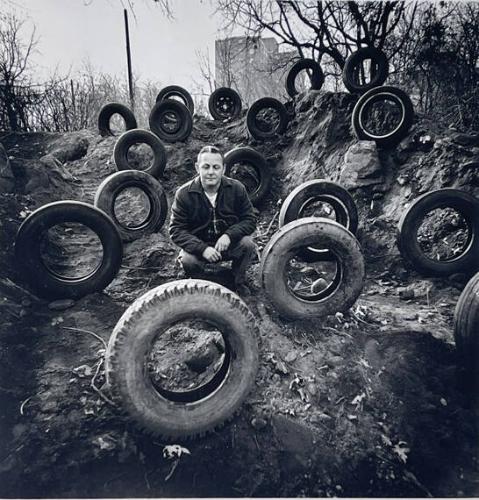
[197,145,223,163]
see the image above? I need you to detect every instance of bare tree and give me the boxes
[215,1,416,69]
[0,11,38,130]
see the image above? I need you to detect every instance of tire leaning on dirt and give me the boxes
[15,201,123,299]
[94,170,168,242]
[149,100,193,143]
[279,179,359,261]
[342,47,389,94]
[286,58,324,98]
[105,279,259,439]
[246,97,288,141]
[351,86,414,148]
[454,272,479,380]
[156,85,195,116]
[261,218,365,320]
[98,102,138,137]
[113,129,167,179]
[397,189,479,277]
[208,87,242,121]
[224,146,271,207]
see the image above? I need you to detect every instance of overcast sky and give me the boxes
[6,0,230,90]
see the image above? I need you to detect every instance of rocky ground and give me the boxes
[0,91,478,497]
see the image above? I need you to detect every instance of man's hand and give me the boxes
[215,234,231,253]
[202,246,222,263]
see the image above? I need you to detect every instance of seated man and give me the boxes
[169,145,257,294]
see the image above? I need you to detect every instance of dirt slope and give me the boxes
[0,91,478,497]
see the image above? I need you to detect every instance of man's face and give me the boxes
[195,152,225,189]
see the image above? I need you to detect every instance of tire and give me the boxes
[261,218,365,319]
[105,279,259,439]
[94,170,168,242]
[98,102,137,137]
[352,86,414,148]
[113,129,167,179]
[454,272,479,377]
[149,100,193,143]
[246,97,288,140]
[397,189,479,277]
[14,201,123,299]
[286,58,324,98]
[279,180,359,261]
[342,47,389,94]
[224,147,271,207]
[156,85,195,116]
[208,87,242,121]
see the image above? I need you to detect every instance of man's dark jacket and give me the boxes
[169,175,256,256]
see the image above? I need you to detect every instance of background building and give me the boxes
[215,36,295,105]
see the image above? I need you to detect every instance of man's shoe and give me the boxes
[235,283,252,297]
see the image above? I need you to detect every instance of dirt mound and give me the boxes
[0,92,478,497]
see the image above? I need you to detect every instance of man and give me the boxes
[169,145,257,295]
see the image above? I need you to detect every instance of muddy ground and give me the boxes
[0,91,478,497]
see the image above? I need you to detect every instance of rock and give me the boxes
[339,141,383,190]
[184,334,221,373]
[272,415,317,471]
[284,351,298,363]
[398,287,415,300]
[326,355,343,367]
[310,278,328,294]
[48,299,76,311]
[49,135,89,163]
[0,142,15,192]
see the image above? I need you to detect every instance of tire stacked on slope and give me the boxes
[279,179,358,261]
[246,97,288,140]
[98,103,137,137]
[156,85,195,116]
[105,279,259,439]
[342,47,389,94]
[351,86,414,148]
[114,129,167,179]
[261,218,365,319]
[209,87,242,121]
[15,201,123,299]
[149,100,193,143]
[94,170,168,242]
[224,146,271,207]
[454,272,479,392]
[286,58,324,98]
[397,189,479,277]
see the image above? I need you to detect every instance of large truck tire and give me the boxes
[105,279,259,439]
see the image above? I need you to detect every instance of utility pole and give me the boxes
[124,9,134,111]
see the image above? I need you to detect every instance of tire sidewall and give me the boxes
[261,218,365,319]
[246,97,288,140]
[149,100,193,143]
[351,86,414,148]
[94,170,168,242]
[15,201,123,299]
[397,189,479,276]
[224,146,271,206]
[105,280,259,438]
[114,129,167,179]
